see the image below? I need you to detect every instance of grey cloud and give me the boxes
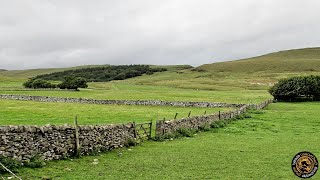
[1,0,320,69]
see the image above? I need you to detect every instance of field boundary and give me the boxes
[0,94,245,108]
[155,99,273,137]
[0,98,273,164]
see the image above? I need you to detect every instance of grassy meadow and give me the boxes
[0,99,228,126]
[11,102,320,179]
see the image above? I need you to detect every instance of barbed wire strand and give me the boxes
[0,162,22,180]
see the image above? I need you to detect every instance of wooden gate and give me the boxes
[134,121,152,141]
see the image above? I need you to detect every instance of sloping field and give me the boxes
[197,47,320,73]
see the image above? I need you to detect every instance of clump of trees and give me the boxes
[58,77,88,90]
[269,75,320,101]
[23,79,56,89]
[23,77,88,91]
[34,65,167,82]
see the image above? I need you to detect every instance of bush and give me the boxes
[25,155,46,168]
[0,155,21,173]
[124,138,137,147]
[210,120,227,128]
[269,75,320,101]
[176,128,196,137]
[198,123,211,132]
[58,77,88,91]
[23,78,56,89]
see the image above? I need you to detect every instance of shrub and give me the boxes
[23,78,56,89]
[25,155,46,168]
[0,155,21,173]
[58,77,88,91]
[269,75,320,101]
[235,113,251,120]
[199,123,211,132]
[124,138,137,147]
[210,120,227,128]
[176,128,196,137]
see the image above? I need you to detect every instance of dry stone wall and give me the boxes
[0,123,134,162]
[0,94,273,163]
[0,94,244,108]
[156,99,273,137]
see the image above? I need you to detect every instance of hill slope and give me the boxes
[197,47,320,73]
[0,65,108,79]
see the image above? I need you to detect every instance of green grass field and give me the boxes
[9,102,320,179]
[0,99,228,126]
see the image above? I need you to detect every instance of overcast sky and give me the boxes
[1,0,320,70]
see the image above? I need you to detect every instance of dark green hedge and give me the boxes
[269,75,320,101]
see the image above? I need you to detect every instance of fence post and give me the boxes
[149,120,152,139]
[174,113,178,119]
[204,111,206,115]
[188,111,191,117]
[133,121,137,139]
[74,116,80,157]
[219,111,221,120]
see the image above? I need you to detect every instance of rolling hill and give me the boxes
[1,47,320,91]
[0,65,105,79]
[196,47,320,73]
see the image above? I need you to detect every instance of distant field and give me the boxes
[0,85,271,104]
[0,99,228,126]
[3,49,320,105]
[12,102,320,179]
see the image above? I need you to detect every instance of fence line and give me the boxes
[155,99,273,137]
[0,98,273,165]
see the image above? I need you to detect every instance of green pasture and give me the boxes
[10,102,320,179]
[0,99,227,126]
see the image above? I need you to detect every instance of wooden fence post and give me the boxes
[188,111,191,117]
[174,113,178,119]
[74,116,80,157]
[133,121,137,139]
[149,120,152,139]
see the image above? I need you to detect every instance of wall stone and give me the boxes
[0,96,273,164]
[0,123,134,162]
[0,94,245,108]
[155,99,273,137]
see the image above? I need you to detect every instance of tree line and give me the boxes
[34,65,167,82]
[23,77,88,91]
[269,75,320,101]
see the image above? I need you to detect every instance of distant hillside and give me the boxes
[197,47,320,73]
[0,69,7,72]
[0,65,102,79]
[35,65,167,82]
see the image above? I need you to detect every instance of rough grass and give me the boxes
[198,47,320,73]
[0,99,227,126]
[7,102,320,179]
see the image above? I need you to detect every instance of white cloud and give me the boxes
[0,0,320,69]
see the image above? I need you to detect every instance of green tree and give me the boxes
[269,75,320,101]
[58,76,88,91]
